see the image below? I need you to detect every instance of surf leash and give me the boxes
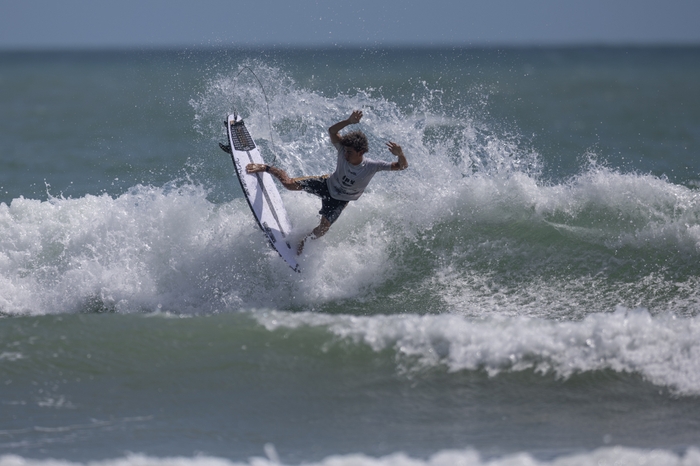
[231,66,279,165]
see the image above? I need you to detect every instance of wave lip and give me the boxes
[254,307,700,395]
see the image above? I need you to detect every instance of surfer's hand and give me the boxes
[348,110,363,124]
[387,142,408,170]
[386,141,403,156]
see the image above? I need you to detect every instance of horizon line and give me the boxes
[2,41,700,53]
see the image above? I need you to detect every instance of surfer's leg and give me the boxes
[296,195,348,255]
[246,164,301,191]
[297,216,332,255]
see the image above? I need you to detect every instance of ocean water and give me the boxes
[1,47,700,466]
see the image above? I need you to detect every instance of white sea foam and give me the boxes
[0,184,250,315]
[253,307,700,396]
[2,446,700,466]
[0,159,699,317]
[536,162,700,253]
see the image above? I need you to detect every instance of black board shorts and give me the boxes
[296,175,349,224]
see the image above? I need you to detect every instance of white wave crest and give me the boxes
[253,307,700,395]
[2,446,700,466]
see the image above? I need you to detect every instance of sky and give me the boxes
[1,0,699,49]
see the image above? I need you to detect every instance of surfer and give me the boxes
[246,110,408,254]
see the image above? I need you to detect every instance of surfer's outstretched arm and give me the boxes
[246,164,302,191]
[329,110,363,144]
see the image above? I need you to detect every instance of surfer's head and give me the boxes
[340,131,369,155]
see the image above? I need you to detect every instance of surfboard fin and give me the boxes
[219,142,232,154]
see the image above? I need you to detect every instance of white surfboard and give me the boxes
[224,114,300,272]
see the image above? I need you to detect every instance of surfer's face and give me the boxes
[344,146,365,165]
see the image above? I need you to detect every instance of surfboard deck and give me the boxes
[224,114,300,272]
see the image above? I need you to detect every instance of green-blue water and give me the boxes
[1,47,700,466]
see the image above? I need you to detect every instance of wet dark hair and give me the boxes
[340,131,369,153]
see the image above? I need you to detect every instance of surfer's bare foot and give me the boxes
[246,163,267,174]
